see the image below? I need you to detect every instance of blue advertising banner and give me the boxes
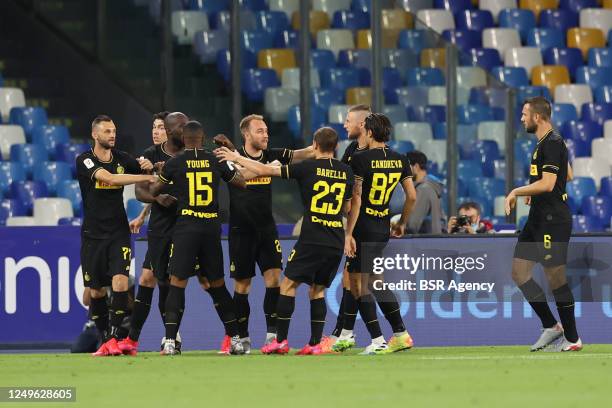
[1,227,611,350]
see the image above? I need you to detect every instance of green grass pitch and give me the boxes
[2,345,612,408]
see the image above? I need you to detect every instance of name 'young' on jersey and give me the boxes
[351,147,412,235]
[159,149,237,232]
[528,129,571,223]
[76,149,142,239]
[143,142,177,237]
[280,159,353,249]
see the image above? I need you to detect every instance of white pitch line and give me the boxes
[416,353,612,361]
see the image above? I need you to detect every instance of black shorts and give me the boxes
[167,229,224,282]
[229,224,283,280]
[80,235,131,288]
[147,235,173,281]
[346,229,389,274]
[514,220,572,267]
[284,242,343,287]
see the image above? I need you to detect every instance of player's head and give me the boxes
[240,114,268,150]
[364,113,392,143]
[91,115,116,149]
[406,150,428,176]
[344,104,371,140]
[152,111,169,145]
[182,120,205,148]
[312,127,338,154]
[522,96,551,133]
[165,112,189,148]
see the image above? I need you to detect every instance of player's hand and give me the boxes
[504,191,517,216]
[138,157,154,171]
[214,146,240,162]
[155,194,177,208]
[213,134,236,151]
[390,222,405,238]
[129,216,145,234]
[344,235,356,258]
[524,196,531,206]
[153,161,165,173]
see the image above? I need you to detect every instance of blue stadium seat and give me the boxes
[397,29,438,54]
[516,86,552,104]
[311,49,337,73]
[9,143,47,177]
[193,30,229,64]
[457,104,494,125]
[526,28,565,52]
[455,10,494,32]
[320,68,361,92]
[382,105,409,125]
[57,217,82,226]
[581,196,612,227]
[240,0,268,11]
[405,67,444,86]
[255,11,289,35]
[434,0,472,13]
[33,161,72,195]
[0,198,27,225]
[576,67,612,92]
[409,105,446,123]
[458,160,483,179]
[460,48,502,71]
[9,181,48,214]
[469,177,506,202]
[337,49,371,70]
[241,68,279,101]
[567,177,597,209]
[324,123,348,140]
[431,123,478,145]
[581,103,612,126]
[388,140,415,154]
[559,0,597,14]
[383,49,419,72]
[31,125,70,159]
[468,87,505,108]
[562,120,602,153]
[464,140,501,177]
[551,103,578,128]
[0,162,26,198]
[390,86,429,107]
[441,30,481,52]
[499,9,536,43]
[127,199,146,221]
[241,30,274,55]
[312,88,344,111]
[564,137,589,159]
[588,48,612,68]
[491,67,529,87]
[599,176,612,197]
[331,10,369,30]
[274,30,300,49]
[539,9,578,34]
[56,180,82,216]
[360,68,404,102]
[287,105,327,138]
[212,9,256,31]
[8,107,48,140]
[216,48,257,82]
[514,138,536,162]
[572,214,604,232]
[55,143,91,176]
[351,0,371,13]
[190,0,229,13]
[543,48,584,81]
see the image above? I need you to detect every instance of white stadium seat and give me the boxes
[264,87,299,122]
[419,139,446,167]
[416,9,455,33]
[456,67,488,89]
[123,184,136,208]
[6,216,36,226]
[478,121,507,154]
[482,28,521,59]
[505,47,543,77]
[479,0,517,23]
[591,138,612,166]
[580,9,612,36]
[328,104,350,124]
[171,11,209,45]
[428,86,446,106]
[572,157,611,189]
[0,125,26,160]
[394,121,433,149]
[281,68,321,90]
[0,88,26,123]
[604,119,612,139]
[494,196,506,217]
[316,29,355,57]
[554,84,593,115]
[33,198,74,226]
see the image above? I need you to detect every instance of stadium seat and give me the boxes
[551,103,579,127]
[0,125,26,160]
[56,180,82,216]
[286,104,326,135]
[539,10,577,36]
[9,143,47,177]
[56,216,82,226]
[275,29,299,49]
[338,49,371,70]
[581,196,612,227]
[457,105,494,125]
[390,86,429,107]
[310,50,336,73]
[599,176,612,196]
[415,9,455,33]
[442,29,482,52]
[592,137,612,166]
[291,10,331,36]
[388,140,415,154]
[264,88,299,121]
[565,138,589,160]
[458,160,484,179]
[588,48,612,68]
[605,119,612,139]
[282,68,321,90]
[241,30,274,55]
[554,84,593,113]
[216,48,256,82]
[257,48,296,78]
[320,68,360,92]
[241,68,280,101]
[383,49,419,72]
[420,140,447,167]
[469,86,507,108]
[397,29,439,54]
[255,11,290,35]
[190,0,229,13]
[394,122,433,147]
[504,47,543,77]
[469,177,506,202]
[0,88,26,122]
[563,119,602,145]
[491,66,529,87]
[0,162,25,198]
[316,29,354,57]
[8,107,48,140]
[526,28,565,52]
[406,67,445,86]
[171,11,209,45]
[311,88,344,111]
[480,0,518,22]
[31,125,70,159]
[455,10,494,32]
[572,157,610,188]
[328,104,351,124]
[567,28,606,60]
[345,87,372,106]
[0,198,27,225]
[434,0,472,13]
[478,121,507,154]
[581,103,612,126]
[33,162,72,195]
[193,30,229,64]
[382,8,414,31]
[464,140,501,176]
[519,0,559,20]
[332,10,369,30]
[269,0,299,19]
[427,86,446,105]
[532,65,570,94]
[420,48,445,69]
[56,143,90,176]
[409,105,445,123]
[567,177,598,207]
[580,8,612,35]
[240,0,268,11]
[499,9,536,43]
[561,0,598,14]
[460,48,503,71]
[10,181,48,214]
[543,48,583,80]
[5,216,36,226]
[213,9,256,31]
[482,28,521,58]
[397,0,434,13]
[313,0,352,17]
[514,137,536,160]
[572,214,604,232]
[33,198,73,226]
[576,67,612,93]
[382,105,408,125]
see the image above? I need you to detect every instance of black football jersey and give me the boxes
[159,149,237,232]
[229,146,293,229]
[340,140,368,165]
[143,143,177,237]
[528,129,571,223]
[280,158,353,249]
[350,147,412,235]
[76,149,142,239]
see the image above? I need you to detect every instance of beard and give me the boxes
[524,122,537,133]
[98,140,113,149]
[347,128,360,140]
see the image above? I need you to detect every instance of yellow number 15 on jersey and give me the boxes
[186,171,213,206]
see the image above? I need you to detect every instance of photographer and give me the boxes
[447,202,494,234]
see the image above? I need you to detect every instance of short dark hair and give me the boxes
[458,201,481,215]
[348,104,371,113]
[364,113,392,142]
[524,96,551,121]
[153,111,169,122]
[406,150,427,170]
[313,127,338,153]
[183,120,204,139]
[91,114,113,131]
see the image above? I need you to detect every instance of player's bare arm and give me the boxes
[135,180,176,207]
[215,146,281,178]
[129,204,150,233]
[344,178,362,257]
[93,168,157,187]
[290,146,315,163]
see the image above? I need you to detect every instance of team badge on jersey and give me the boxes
[116,164,125,174]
